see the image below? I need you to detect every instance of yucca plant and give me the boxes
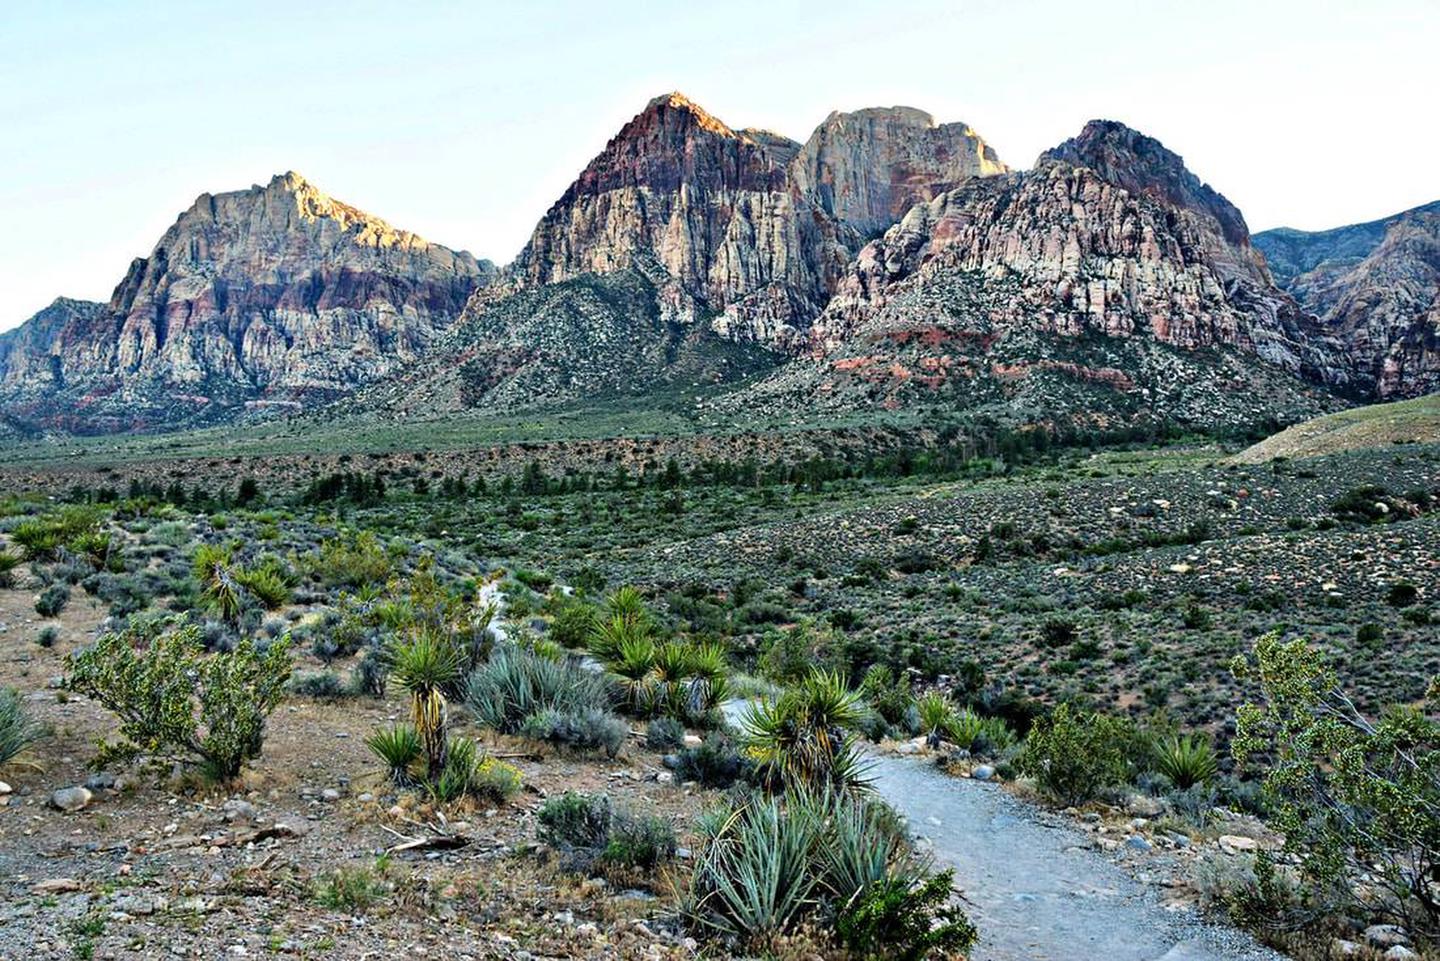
[684,792,821,944]
[588,612,650,663]
[0,687,44,766]
[946,708,986,750]
[916,691,957,748]
[0,549,21,588]
[743,670,870,792]
[194,543,246,625]
[365,723,421,787]
[389,630,460,780]
[1153,733,1218,789]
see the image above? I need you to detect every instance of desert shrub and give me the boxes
[537,791,676,874]
[0,687,44,765]
[465,644,616,735]
[1386,581,1419,608]
[1232,633,1440,942]
[352,645,390,697]
[1039,616,1077,647]
[65,618,292,780]
[1020,703,1135,806]
[673,735,754,788]
[0,549,21,587]
[290,670,349,700]
[836,869,977,961]
[549,602,598,649]
[424,736,522,804]
[859,665,914,728]
[36,626,59,648]
[1355,622,1384,648]
[365,724,421,787]
[34,582,70,618]
[314,857,390,913]
[519,707,627,758]
[1152,734,1218,789]
[11,506,103,561]
[646,716,686,751]
[1330,485,1395,523]
[757,621,824,684]
[312,532,391,589]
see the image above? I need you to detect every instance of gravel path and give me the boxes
[870,756,1286,961]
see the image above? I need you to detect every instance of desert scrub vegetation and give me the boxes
[0,687,44,766]
[537,791,677,877]
[741,669,871,793]
[1230,632,1440,948]
[465,643,626,756]
[682,787,976,958]
[65,617,292,780]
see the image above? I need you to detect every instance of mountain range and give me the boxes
[1,93,1434,437]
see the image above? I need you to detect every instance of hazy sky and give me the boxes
[2,0,1436,331]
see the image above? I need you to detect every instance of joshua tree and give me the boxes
[390,629,461,780]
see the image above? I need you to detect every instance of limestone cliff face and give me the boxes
[722,120,1342,426]
[807,122,1331,372]
[513,94,849,349]
[789,106,1008,239]
[511,94,1007,350]
[1256,202,1440,399]
[0,173,493,432]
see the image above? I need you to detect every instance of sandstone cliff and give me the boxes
[1256,202,1440,399]
[0,173,494,432]
[722,121,1341,428]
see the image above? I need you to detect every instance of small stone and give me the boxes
[222,799,257,823]
[50,786,93,813]
[84,772,116,791]
[682,734,703,748]
[655,771,674,784]
[32,878,83,894]
[1383,948,1418,961]
[1125,794,1165,818]
[971,765,995,781]
[320,788,341,802]
[1365,925,1410,949]
[357,792,374,803]
[0,780,11,795]
[1125,835,1152,852]
[1218,834,1259,853]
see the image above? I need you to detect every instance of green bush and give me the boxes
[65,619,292,780]
[836,869,978,961]
[549,602,598,649]
[311,532,391,589]
[34,582,70,618]
[0,687,44,765]
[1386,581,1419,608]
[1020,703,1135,806]
[423,736,522,804]
[645,716,685,751]
[742,670,869,792]
[1233,633,1440,941]
[537,791,676,873]
[0,549,21,588]
[290,671,349,700]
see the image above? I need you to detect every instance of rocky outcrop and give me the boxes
[721,121,1342,427]
[512,93,849,349]
[789,106,1007,238]
[512,93,1007,351]
[1256,202,1440,399]
[0,173,493,432]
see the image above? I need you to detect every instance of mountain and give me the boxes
[1255,201,1440,399]
[789,106,1009,239]
[0,173,494,433]
[511,93,1008,352]
[721,121,1340,428]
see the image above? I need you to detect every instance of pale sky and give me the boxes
[2,0,1436,331]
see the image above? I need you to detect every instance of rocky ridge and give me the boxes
[0,173,494,433]
[1256,201,1440,399]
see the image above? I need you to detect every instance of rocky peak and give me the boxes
[0,174,494,433]
[790,106,1008,237]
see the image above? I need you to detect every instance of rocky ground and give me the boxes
[0,587,708,961]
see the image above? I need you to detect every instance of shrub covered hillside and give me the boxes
[0,434,1434,959]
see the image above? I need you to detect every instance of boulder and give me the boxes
[49,786,92,813]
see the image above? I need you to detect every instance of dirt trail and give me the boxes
[722,701,1284,961]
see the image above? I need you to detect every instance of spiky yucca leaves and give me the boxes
[0,687,44,766]
[0,548,21,588]
[742,670,870,793]
[389,629,461,780]
[365,724,422,787]
[194,543,245,625]
[916,692,957,748]
[1154,733,1218,788]
[464,644,615,733]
